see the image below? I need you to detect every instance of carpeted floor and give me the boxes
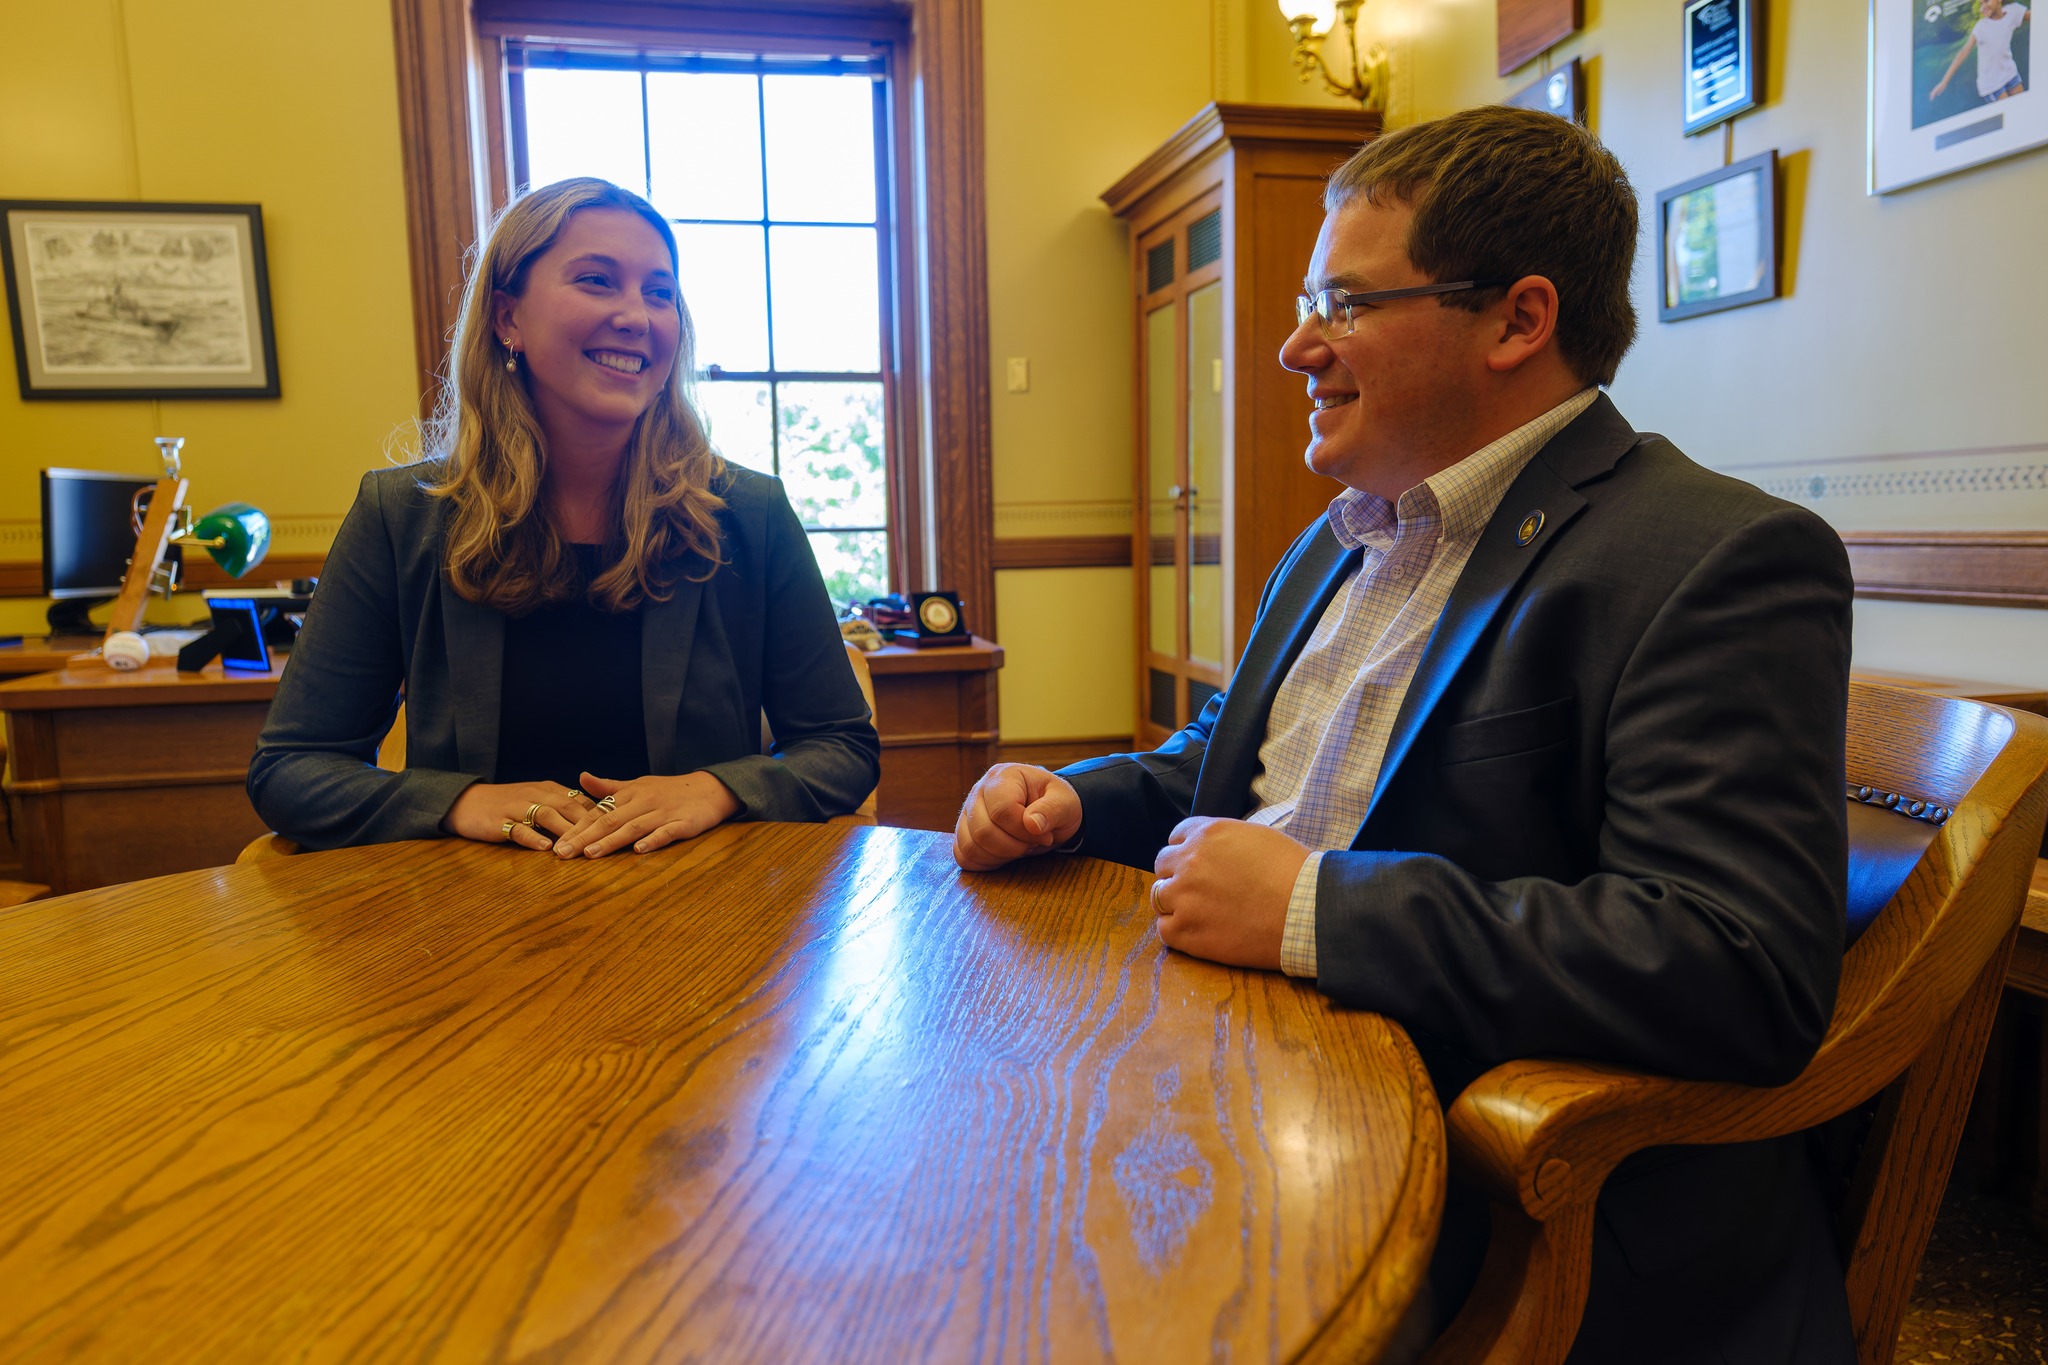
[1896,1187,2048,1363]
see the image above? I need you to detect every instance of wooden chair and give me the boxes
[237,703,407,863]
[1421,681,2048,1365]
[836,640,881,825]
[241,640,877,863]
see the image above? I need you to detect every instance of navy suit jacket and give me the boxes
[1062,395,1857,1362]
[249,463,880,850]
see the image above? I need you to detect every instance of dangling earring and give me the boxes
[502,337,519,373]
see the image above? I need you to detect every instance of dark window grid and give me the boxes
[702,370,882,383]
[519,44,877,80]
[511,47,890,534]
[673,216,877,229]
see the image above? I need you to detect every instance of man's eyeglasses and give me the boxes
[1294,280,1511,338]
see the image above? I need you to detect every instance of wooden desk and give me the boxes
[864,636,1004,831]
[0,657,280,894]
[0,824,1443,1363]
[0,633,100,677]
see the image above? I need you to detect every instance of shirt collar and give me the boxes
[1325,388,1599,551]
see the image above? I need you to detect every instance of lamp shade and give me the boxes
[191,502,271,579]
[1276,0,1338,33]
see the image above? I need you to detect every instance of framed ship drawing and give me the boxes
[1,200,280,399]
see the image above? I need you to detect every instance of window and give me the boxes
[509,43,893,605]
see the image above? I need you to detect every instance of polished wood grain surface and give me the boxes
[0,823,1442,1364]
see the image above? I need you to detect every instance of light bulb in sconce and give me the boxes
[1275,0,1339,35]
[1277,0,1388,112]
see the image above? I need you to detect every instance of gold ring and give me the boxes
[595,795,618,813]
[522,802,541,826]
[1149,879,1163,907]
[501,820,518,841]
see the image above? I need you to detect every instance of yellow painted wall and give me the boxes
[0,0,421,638]
[984,0,1364,741]
[1383,0,2048,684]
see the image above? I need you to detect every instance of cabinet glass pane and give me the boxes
[1145,299,1177,659]
[1186,282,1224,668]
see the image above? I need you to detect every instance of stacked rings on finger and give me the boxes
[595,795,618,813]
[501,819,518,840]
[522,802,542,826]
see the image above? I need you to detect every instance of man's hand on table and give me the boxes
[953,763,1083,870]
[1151,818,1310,972]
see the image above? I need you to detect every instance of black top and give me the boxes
[495,545,649,789]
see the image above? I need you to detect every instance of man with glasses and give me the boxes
[954,106,1852,1363]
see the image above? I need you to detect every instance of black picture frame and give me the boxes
[0,199,280,401]
[1655,149,1779,322]
[1504,57,1588,123]
[1681,0,1761,135]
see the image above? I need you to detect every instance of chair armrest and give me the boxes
[1446,1051,1900,1221]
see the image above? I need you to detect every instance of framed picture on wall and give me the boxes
[1655,150,1779,322]
[1871,0,2043,192]
[1505,57,1588,122]
[0,200,280,400]
[1682,0,1762,134]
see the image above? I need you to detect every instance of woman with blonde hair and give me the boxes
[250,178,879,853]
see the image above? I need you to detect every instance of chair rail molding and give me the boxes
[1842,531,2048,610]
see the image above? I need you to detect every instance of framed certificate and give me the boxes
[1655,150,1779,322]
[1870,0,2044,194]
[1682,0,1762,134]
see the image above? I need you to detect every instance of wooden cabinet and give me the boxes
[864,637,1003,832]
[1103,103,1379,747]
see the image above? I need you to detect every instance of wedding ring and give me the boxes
[522,802,541,826]
[1149,879,1164,908]
[595,795,618,813]
[501,820,518,840]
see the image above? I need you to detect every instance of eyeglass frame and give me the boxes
[1294,279,1514,337]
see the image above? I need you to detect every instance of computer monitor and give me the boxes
[39,467,179,600]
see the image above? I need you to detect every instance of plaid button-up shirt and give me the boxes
[1258,389,1598,979]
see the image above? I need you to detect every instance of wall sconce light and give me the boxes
[1277,0,1389,112]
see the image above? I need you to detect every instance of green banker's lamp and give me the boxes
[101,436,272,670]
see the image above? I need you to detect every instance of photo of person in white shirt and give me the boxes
[1932,0,2031,104]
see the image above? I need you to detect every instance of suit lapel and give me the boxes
[1193,528,1361,815]
[640,582,702,773]
[1357,395,1641,830]
[440,576,505,779]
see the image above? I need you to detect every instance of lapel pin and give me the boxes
[1515,510,1544,546]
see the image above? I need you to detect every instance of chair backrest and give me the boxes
[843,642,879,822]
[1830,683,2048,1360]
[237,700,408,863]
[1421,682,2048,1365]
[757,641,880,823]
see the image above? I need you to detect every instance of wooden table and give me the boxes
[0,823,1443,1363]
[0,656,280,894]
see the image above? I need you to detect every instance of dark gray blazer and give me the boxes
[1061,395,1857,1364]
[248,462,880,850]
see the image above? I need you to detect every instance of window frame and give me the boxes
[508,42,895,594]
[389,0,992,631]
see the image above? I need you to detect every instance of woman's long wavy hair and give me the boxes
[422,178,725,614]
